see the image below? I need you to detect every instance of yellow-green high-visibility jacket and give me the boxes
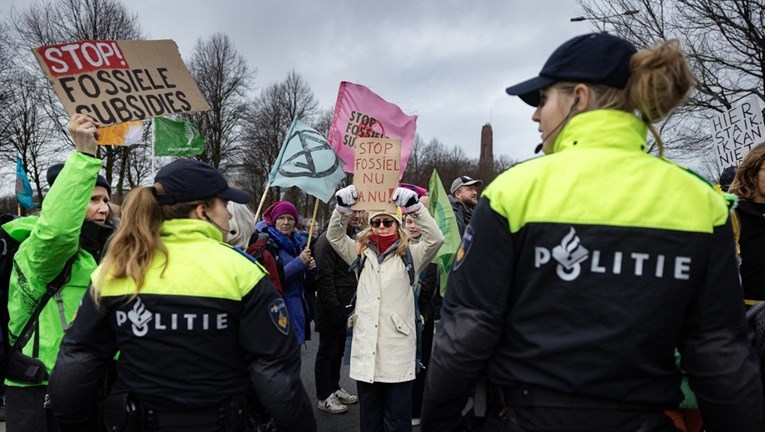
[423,110,762,432]
[49,219,316,432]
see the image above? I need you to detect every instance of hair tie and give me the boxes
[152,182,165,198]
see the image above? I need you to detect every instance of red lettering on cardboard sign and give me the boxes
[36,40,129,77]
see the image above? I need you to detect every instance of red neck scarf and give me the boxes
[369,233,399,253]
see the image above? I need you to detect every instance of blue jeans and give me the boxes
[357,380,414,432]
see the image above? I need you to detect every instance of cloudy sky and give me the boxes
[4,0,595,164]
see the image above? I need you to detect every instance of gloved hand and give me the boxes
[392,187,421,213]
[335,185,357,214]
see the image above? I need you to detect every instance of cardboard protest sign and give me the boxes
[713,95,764,173]
[33,40,210,126]
[352,138,401,212]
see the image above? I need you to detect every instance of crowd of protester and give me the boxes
[1,31,765,432]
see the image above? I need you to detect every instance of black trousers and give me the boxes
[357,380,413,432]
[479,406,680,432]
[314,329,347,400]
[411,317,435,418]
[5,385,59,432]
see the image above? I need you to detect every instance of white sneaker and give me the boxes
[334,387,358,404]
[318,393,348,414]
[412,417,421,426]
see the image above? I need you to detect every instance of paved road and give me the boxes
[300,327,361,432]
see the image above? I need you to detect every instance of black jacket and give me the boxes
[313,229,358,334]
[450,196,473,237]
[735,199,765,300]
[422,110,761,432]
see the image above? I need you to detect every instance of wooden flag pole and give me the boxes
[253,182,271,223]
[306,197,320,249]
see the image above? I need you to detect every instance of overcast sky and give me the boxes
[4,0,595,165]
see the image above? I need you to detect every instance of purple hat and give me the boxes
[263,200,299,226]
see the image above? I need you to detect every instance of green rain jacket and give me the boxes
[4,151,103,387]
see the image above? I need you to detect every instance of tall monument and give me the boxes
[478,123,494,183]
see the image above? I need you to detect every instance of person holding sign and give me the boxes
[328,185,443,432]
[729,141,765,302]
[421,33,762,432]
[48,160,315,432]
[3,113,113,432]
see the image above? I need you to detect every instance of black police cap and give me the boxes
[153,159,251,205]
[505,32,638,107]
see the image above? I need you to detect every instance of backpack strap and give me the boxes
[349,246,415,286]
[12,254,77,352]
[403,248,415,286]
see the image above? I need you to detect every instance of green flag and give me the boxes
[153,117,205,156]
[428,169,462,296]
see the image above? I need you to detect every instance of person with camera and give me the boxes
[48,159,315,432]
[3,113,113,432]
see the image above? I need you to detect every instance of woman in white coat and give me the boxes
[328,185,444,432]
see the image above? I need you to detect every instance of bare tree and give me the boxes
[401,138,478,189]
[185,33,254,170]
[575,0,765,166]
[240,70,320,203]
[10,0,143,191]
[0,70,64,200]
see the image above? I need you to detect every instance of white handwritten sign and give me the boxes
[713,96,764,173]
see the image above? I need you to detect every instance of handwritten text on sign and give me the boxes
[713,96,764,172]
[353,138,401,212]
[34,39,210,126]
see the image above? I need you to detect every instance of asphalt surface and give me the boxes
[300,326,361,432]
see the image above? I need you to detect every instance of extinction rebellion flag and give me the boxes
[268,118,345,203]
[153,117,205,157]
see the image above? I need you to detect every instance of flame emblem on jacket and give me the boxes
[127,297,153,337]
[551,227,589,281]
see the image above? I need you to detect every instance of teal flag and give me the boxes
[153,117,205,156]
[16,156,38,209]
[268,118,345,203]
[428,169,461,296]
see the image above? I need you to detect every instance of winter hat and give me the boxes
[369,208,402,226]
[263,200,299,226]
[47,163,111,196]
[719,166,737,192]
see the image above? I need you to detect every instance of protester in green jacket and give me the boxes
[4,113,112,432]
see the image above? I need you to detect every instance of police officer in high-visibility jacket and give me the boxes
[49,159,316,432]
[422,33,762,432]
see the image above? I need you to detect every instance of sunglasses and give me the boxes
[370,219,395,228]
